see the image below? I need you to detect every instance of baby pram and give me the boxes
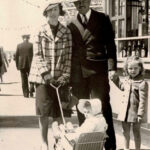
[74,132,107,150]
[50,84,107,150]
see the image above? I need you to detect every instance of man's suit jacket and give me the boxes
[68,9,117,82]
[16,42,33,71]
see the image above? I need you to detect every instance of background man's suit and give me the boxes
[68,9,117,149]
[16,40,33,97]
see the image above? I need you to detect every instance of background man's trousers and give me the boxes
[20,69,34,97]
[72,73,116,150]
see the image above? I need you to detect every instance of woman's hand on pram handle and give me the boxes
[42,73,58,85]
[56,76,67,86]
[49,76,67,88]
[42,73,51,83]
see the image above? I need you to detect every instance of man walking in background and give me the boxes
[68,0,117,149]
[15,34,33,98]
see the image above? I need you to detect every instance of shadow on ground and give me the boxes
[0,94,23,96]
[0,82,20,84]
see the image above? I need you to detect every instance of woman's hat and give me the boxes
[43,0,65,16]
[78,98,102,115]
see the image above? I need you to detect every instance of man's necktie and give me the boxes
[83,14,88,25]
[82,14,88,28]
[77,14,88,29]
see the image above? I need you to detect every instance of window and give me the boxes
[109,0,126,38]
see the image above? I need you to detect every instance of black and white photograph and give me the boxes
[0,0,150,150]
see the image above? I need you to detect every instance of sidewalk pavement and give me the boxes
[0,125,149,150]
[0,61,150,150]
[0,61,36,116]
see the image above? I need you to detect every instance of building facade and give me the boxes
[63,0,150,128]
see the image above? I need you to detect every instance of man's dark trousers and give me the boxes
[72,72,116,150]
[20,69,30,97]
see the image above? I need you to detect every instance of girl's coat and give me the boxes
[112,75,148,122]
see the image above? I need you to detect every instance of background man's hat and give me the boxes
[43,0,65,16]
[22,34,30,38]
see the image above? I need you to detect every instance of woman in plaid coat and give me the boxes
[29,0,72,149]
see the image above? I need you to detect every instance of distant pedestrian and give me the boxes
[111,56,148,150]
[7,52,12,63]
[0,47,9,83]
[15,34,33,98]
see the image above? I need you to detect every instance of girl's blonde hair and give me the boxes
[123,56,145,76]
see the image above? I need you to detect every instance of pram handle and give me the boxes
[50,83,61,89]
[50,83,66,125]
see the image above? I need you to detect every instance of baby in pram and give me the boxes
[52,98,108,150]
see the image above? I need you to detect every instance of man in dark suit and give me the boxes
[68,0,117,149]
[16,34,33,98]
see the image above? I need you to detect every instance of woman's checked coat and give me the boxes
[29,22,72,84]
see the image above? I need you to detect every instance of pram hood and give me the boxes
[78,98,102,116]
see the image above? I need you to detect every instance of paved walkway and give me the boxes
[0,127,149,150]
[0,60,149,150]
[0,61,36,116]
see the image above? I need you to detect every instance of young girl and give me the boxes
[52,98,108,150]
[111,56,148,150]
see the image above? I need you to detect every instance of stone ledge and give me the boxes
[0,116,79,128]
